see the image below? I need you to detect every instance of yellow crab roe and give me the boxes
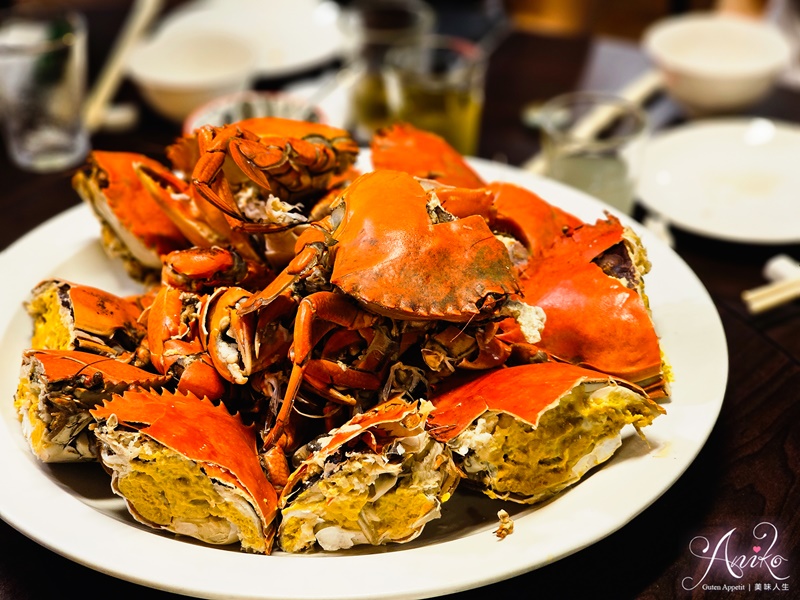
[113,443,266,553]
[279,482,369,552]
[14,378,47,454]
[279,455,443,553]
[27,286,72,350]
[455,386,660,503]
[370,486,437,540]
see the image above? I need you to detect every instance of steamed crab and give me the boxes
[9,116,675,559]
[170,117,360,233]
[371,123,670,397]
[91,388,279,553]
[238,169,546,448]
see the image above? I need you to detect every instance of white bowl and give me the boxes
[127,29,257,122]
[642,12,791,115]
[183,90,326,135]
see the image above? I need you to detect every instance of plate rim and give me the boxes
[0,157,728,599]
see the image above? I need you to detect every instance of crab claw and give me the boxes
[161,246,273,293]
[200,285,291,388]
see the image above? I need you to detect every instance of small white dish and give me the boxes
[128,29,257,122]
[183,90,326,136]
[638,118,800,244]
[642,12,790,115]
[154,0,345,79]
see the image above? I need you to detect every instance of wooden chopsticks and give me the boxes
[82,0,164,133]
[742,256,800,314]
[741,276,800,314]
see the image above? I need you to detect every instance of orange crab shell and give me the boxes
[488,181,584,260]
[426,362,660,442]
[24,348,169,387]
[330,170,519,321]
[62,282,145,339]
[90,388,279,551]
[370,123,486,189]
[73,151,190,260]
[28,279,147,362]
[515,217,667,395]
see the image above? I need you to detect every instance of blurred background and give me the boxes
[2,0,729,41]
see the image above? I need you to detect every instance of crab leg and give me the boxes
[263,291,379,448]
[136,161,269,265]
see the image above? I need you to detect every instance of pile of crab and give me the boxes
[14,118,670,555]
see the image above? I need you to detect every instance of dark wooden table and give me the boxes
[1,5,798,600]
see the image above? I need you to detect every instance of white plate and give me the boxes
[154,0,345,79]
[638,118,800,244]
[0,157,727,599]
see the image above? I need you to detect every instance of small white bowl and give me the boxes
[182,90,326,135]
[642,12,791,115]
[128,29,257,122]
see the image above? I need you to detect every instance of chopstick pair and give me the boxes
[82,0,163,133]
[741,276,800,314]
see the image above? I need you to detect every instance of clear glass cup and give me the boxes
[383,34,486,156]
[0,7,90,173]
[338,0,435,143]
[538,91,648,215]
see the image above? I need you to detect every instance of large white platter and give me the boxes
[0,157,728,599]
[637,118,800,244]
